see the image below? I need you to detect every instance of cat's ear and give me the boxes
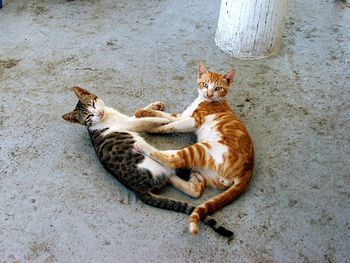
[62,111,80,124]
[198,62,209,79]
[73,86,93,99]
[223,69,235,86]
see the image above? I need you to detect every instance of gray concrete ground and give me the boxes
[1,0,349,262]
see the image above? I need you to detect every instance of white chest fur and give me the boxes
[89,107,129,133]
[196,115,220,141]
[196,115,228,165]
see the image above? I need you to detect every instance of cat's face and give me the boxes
[62,86,106,127]
[197,62,235,102]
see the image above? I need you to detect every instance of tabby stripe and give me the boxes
[187,146,194,164]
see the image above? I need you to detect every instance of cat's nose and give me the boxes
[206,92,213,98]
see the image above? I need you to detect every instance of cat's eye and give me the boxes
[92,98,97,108]
[202,83,208,88]
[215,86,223,91]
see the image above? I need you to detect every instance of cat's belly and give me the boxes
[91,128,173,180]
[195,115,221,141]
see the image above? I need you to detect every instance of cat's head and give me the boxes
[62,86,106,127]
[197,62,235,102]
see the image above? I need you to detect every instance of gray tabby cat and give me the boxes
[62,86,233,238]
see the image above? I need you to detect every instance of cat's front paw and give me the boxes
[149,101,165,111]
[146,126,163,133]
[135,109,156,118]
[147,125,174,134]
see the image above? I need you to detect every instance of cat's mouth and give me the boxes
[204,96,215,102]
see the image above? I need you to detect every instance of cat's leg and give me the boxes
[134,141,208,169]
[135,102,181,122]
[134,142,210,198]
[169,172,205,198]
[135,108,180,122]
[145,117,196,133]
[135,101,167,118]
[128,117,170,132]
[133,141,206,197]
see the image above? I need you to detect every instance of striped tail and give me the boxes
[139,191,194,214]
[138,192,233,237]
[189,170,253,236]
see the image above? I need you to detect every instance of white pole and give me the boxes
[215,0,288,60]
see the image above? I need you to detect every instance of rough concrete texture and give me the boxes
[0,0,349,262]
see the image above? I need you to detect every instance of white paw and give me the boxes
[146,126,164,133]
[153,118,170,125]
[151,101,165,111]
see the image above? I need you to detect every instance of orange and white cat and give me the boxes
[134,62,254,236]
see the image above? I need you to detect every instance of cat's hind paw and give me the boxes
[189,172,206,198]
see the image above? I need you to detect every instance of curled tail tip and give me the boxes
[189,222,199,236]
[205,217,234,238]
[220,227,234,238]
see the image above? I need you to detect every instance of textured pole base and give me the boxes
[215,0,288,60]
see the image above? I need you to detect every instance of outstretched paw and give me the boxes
[146,126,165,133]
[135,109,157,118]
[152,117,170,125]
[148,101,165,111]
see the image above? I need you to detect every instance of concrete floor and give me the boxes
[1,0,349,262]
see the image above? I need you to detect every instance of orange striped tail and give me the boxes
[188,169,252,236]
